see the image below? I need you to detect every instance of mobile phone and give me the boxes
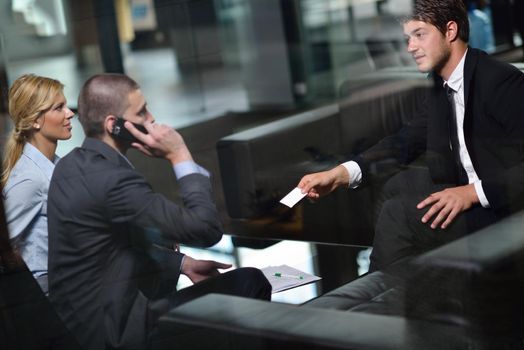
[111,117,148,143]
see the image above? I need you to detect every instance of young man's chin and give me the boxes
[415,63,431,73]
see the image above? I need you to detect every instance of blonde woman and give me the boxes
[2,74,74,294]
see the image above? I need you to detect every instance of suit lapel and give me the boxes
[463,48,479,109]
[462,48,481,159]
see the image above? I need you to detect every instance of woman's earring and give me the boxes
[34,123,40,130]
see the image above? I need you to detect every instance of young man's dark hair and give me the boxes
[407,0,469,42]
[297,0,524,272]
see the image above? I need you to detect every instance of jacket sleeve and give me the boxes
[137,245,185,299]
[104,168,223,248]
[354,97,428,186]
[480,67,524,213]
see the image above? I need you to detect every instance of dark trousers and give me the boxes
[369,168,498,272]
[150,267,271,350]
[171,267,271,307]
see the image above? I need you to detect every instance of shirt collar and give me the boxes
[22,143,59,181]
[444,49,467,92]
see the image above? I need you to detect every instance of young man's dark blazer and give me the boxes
[356,47,524,219]
[47,138,223,350]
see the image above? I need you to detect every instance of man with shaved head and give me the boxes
[47,73,271,350]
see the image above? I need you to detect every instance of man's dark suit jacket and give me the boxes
[357,48,524,218]
[47,138,223,350]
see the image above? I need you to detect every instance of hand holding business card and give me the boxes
[279,187,307,208]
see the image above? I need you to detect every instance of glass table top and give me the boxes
[178,235,371,304]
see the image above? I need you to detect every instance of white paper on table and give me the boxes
[279,187,307,208]
[261,264,321,293]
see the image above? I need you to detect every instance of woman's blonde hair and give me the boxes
[1,74,64,187]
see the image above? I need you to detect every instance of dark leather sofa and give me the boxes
[159,209,524,349]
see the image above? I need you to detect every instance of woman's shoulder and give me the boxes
[4,155,47,196]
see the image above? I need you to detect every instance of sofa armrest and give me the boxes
[159,293,475,350]
[217,104,341,219]
[405,210,524,337]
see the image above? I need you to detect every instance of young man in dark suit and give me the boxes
[297,0,524,271]
[47,74,271,350]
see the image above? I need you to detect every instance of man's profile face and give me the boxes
[403,20,451,75]
[122,89,154,125]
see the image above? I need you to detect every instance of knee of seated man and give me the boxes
[232,267,272,300]
[375,196,425,242]
[381,195,423,218]
[382,168,433,200]
[377,197,407,222]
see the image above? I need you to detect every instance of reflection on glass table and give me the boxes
[178,235,370,305]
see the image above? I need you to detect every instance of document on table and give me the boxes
[261,264,321,293]
[280,187,307,208]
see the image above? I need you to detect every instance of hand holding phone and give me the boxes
[111,117,148,143]
[116,118,193,164]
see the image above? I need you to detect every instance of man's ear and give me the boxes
[104,115,117,135]
[446,21,459,42]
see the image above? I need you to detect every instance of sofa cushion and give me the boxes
[303,271,403,313]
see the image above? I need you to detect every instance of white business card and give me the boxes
[279,187,307,208]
